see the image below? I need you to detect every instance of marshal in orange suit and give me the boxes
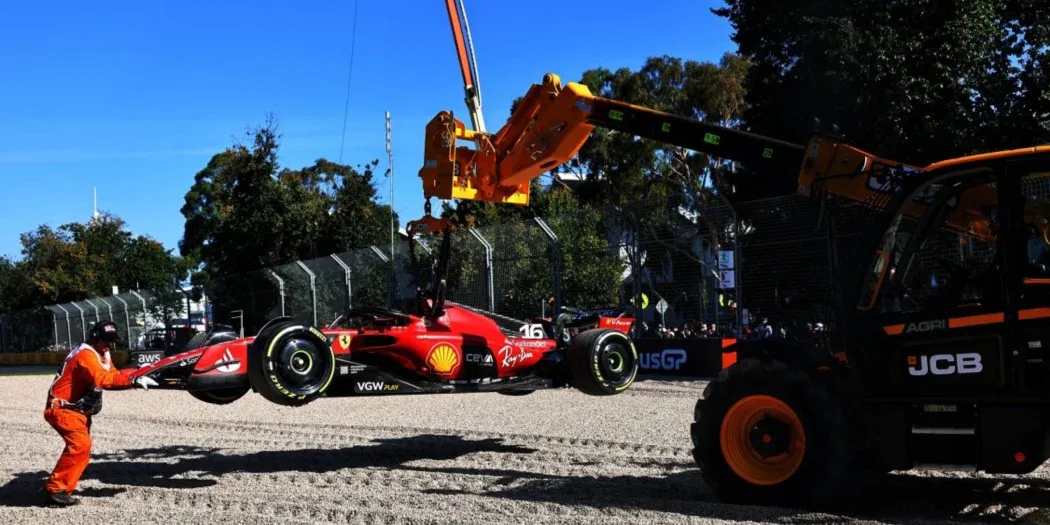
[42,320,157,506]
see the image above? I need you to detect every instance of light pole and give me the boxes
[386,111,396,304]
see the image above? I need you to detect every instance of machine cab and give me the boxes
[848,152,1050,399]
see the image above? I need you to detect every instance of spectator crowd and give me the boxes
[631,317,827,340]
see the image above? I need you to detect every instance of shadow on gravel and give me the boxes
[430,467,1050,525]
[12,434,1050,523]
[72,435,538,490]
[0,435,536,508]
[0,471,127,508]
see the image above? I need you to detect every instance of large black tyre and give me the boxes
[189,386,250,405]
[247,321,336,407]
[691,357,849,507]
[567,328,638,396]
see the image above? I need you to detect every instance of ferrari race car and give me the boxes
[119,324,252,404]
[125,215,640,407]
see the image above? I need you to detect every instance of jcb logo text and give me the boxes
[907,353,983,376]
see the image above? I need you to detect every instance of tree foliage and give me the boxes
[178,116,399,329]
[442,182,625,317]
[564,53,751,207]
[179,116,398,284]
[714,0,1050,199]
[1,213,190,316]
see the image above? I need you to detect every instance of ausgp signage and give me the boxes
[640,349,687,371]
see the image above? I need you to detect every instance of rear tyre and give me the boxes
[567,328,638,396]
[189,386,250,405]
[247,321,336,407]
[691,358,848,507]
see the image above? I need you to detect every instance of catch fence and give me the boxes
[0,291,163,353]
[2,192,878,352]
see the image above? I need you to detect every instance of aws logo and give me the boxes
[426,343,460,377]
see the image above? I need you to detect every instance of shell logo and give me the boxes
[427,343,460,376]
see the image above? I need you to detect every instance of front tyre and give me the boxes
[691,358,849,507]
[247,322,336,407]
[567,329,638,396]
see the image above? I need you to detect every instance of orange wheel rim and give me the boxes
[719,394,806,486]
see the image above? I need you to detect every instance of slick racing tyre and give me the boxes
[247,320,336,407]
[189,386,250,405]
[567,328,638,396]
[691,358,849,507]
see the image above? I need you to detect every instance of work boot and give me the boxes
[43,490,79,507]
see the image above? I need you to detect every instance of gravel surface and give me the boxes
[3,374,1050,525]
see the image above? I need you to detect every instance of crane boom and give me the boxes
[585,96,805,175]
[417,72,1026,243]
[419,73,914,205]
[443,0,486,134]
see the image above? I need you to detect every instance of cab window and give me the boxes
[1020,172,1050,278]
[860,171,999,313]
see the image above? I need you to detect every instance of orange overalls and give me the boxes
[43,343,133,495]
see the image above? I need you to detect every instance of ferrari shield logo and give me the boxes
[338,334,351,350]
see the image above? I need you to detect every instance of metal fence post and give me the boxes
[467,228,495,312]
[114,295,132,347]
[714,194,742,337]
[72,303,86,340]
[534,217,562,315]
[85,299,101,324]
[296,261,318,326]
[131,291,148,330]
[56,304,72,348]
[331,254,353,309]
[52,313,59,350]
[370,246,392,308]
[267,270,286,317]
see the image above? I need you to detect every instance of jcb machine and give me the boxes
[426,0,1050,507]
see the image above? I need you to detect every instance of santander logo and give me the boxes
[215,348,240,373]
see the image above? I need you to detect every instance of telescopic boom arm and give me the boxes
[418,72,916,205]
[421,1,1005,243]
[444,0,486,134]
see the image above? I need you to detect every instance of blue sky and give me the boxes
[0,0,735,260]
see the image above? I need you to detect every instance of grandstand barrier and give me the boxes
[633,337,737,378]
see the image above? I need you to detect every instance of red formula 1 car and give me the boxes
[125,215,639,406]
